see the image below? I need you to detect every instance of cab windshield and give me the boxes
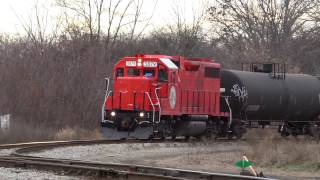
[143,69,155,78]
[118,64,168,81]
[127,68,140,76]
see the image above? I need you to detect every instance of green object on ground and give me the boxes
[235,160,253,168]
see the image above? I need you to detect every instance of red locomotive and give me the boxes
[101,54,244,139]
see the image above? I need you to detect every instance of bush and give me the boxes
[54,127,102,141]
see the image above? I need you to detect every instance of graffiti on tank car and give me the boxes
[231,84,248,102]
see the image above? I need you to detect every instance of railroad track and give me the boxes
[0,139,275,180]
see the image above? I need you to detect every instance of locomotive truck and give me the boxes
[101,54,320,139]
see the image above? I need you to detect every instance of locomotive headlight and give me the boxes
[110,111,116,117]
[139,112,145,117]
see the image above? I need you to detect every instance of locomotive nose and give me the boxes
[114,77,155,111]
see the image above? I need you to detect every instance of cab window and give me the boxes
[128,68,140,76]
[116,68,124,77]
[172,72,176,83]
[143,69,155,77]
[158,69,168,82]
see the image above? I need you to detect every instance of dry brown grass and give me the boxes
[54,127,102,140]
[245,129,320,171]
[0,126,102,144]
[0,121,56,144]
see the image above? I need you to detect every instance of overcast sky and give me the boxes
[0,0,209,35]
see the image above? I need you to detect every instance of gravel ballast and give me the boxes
[26,140,320,180]
[0,167,79,180]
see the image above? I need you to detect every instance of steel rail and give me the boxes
[0,139,143,150]
[0,138,245,152]
[0,156,274,180]
[0,139,277,180]
[0,139,191,152]
[0,156,182,180]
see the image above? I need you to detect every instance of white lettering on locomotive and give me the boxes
[143,61,157,67]
[126,61,136,67]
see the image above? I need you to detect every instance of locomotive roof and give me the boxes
[159,58,178,69]
[117,54,219,69]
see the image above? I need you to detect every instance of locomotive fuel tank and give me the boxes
[221,70,320,122]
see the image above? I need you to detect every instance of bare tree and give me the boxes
[14,1,53,48]
[56,0,157,62]
[208,0,320,66]
[56,0,97,42]
[150,0,209,57]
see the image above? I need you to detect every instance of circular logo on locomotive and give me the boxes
[169,86,176,109]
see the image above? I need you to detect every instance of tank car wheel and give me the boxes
[229,121,244,140]
[279,124,290,137]
[195,135,207,141]
[280,130,290,137]
[148,135,154,140]
[309,123,320,140]
[232,124,243,139]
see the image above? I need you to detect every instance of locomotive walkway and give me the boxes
[0,139,275,180]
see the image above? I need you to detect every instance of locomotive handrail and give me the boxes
[223,96,233,129]
[102,77,114,122]
[155,87,162,123]
[101,90,112,122]
[105,77,110,92]
[102,77,111,122]
[145,92,156,124]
